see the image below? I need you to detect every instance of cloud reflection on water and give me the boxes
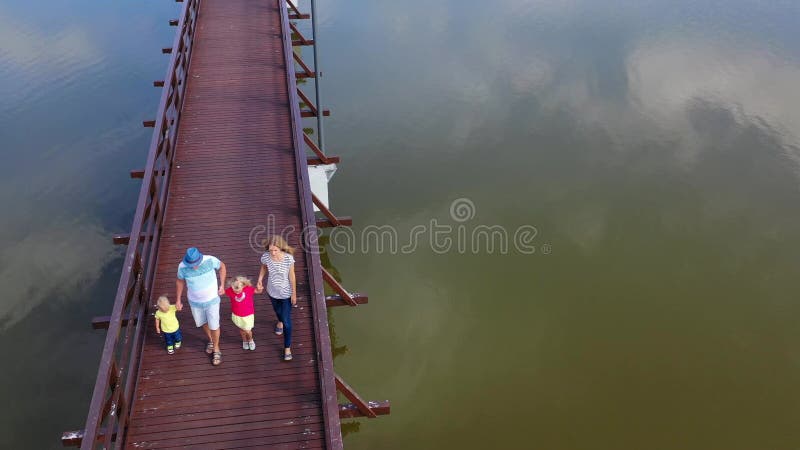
[0,7,101,119]
[0,6,134,329]
[0,11,96,68]
[356,0,800,161]
[331,0,800,256]
[627,36,800,161]
[0,222,119,331]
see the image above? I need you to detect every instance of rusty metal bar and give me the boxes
[312,193,343,227]
[289,22,310,45]
[335,373,378,418]
[326,293,368,307]
[307,156,339,165]
[61,428,117,447]
[339,400,391,419]
[321,267,356,306]
[130,169,165,179]
[91,315,135,330]
[300,109,329,118]
[297,87,317,115]
[293,51,315,78]
[316,216,352,228]
[303,132,334,164]
[286,0,303,17]
[112,233,153,245]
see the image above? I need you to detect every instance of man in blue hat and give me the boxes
[175,247,227,366]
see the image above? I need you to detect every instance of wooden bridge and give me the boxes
[63,1,388,448]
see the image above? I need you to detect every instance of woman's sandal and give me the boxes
[205,342,214,355]
[283,351,292,361]
[212,351,222,366]
[274,323,284,335]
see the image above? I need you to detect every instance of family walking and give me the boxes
[154,235,297,366]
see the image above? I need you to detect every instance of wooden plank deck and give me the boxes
[122,1,338,448]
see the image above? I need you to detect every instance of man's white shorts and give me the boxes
[188,297,221,330]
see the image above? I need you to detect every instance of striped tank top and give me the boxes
[260,252,295,299]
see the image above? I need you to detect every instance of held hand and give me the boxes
[176,301,183,311]
[256,281,264,292]
[218,285,225,296]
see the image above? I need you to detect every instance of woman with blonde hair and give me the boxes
[256,235,296,361]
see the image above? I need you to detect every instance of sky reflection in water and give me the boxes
[1,0,800,448]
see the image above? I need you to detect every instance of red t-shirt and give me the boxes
[225,286,255,317]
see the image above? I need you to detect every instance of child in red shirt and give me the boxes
[224,276,257,350]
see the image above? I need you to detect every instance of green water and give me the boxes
[2,0,800,448]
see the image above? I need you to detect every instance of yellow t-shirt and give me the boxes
[155,305,179,333]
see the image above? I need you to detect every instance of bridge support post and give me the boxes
[310,0,325,157]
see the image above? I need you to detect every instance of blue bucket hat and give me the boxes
[183,247,203,266]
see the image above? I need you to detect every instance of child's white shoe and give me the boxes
[248,340,256,351]
[242,341,249,350]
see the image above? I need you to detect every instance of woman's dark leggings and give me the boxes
[270,296,292,348]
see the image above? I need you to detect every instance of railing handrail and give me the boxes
[278,0,344,448]
[78,1,201,448]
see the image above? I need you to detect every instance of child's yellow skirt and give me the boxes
[231,313,254,331]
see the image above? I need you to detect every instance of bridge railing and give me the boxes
[279,0,345,447]
[65,1,202,448]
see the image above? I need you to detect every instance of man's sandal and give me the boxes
[212,351,222,366]
[205,342,214,355]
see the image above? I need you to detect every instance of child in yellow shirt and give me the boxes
[155,296,182,354]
